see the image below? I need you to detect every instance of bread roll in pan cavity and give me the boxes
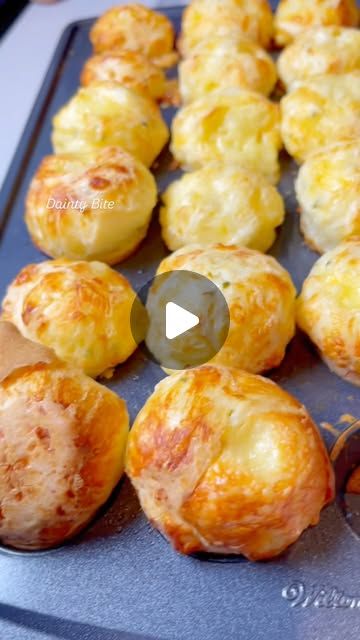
[0,6,358,640]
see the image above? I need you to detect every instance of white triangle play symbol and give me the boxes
[165,302,200,340]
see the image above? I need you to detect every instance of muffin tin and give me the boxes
[0,4,359,639]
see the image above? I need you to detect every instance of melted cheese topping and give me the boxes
[0,363,128,549]
[52,83,169,168]
[296,140,360,253]
[297,239,360,385]
[90,4,175,67]
[81,51,167,100]
[278,27,360,90]
[2,259,137,378]
[160,165,284,253]
[126,366,334,560]
[181,0,274,54]
[274,0,359,47]
[172,88,282,183]
[179,35,277,102]
[281,73,360,163]
[152,244,296,374]
[25,146,157,264]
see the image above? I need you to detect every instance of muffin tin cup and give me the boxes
[0,5,359,640]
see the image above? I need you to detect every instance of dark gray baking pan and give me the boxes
[0,3,359,640]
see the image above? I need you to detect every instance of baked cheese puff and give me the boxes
[296,140,360,253]
[126,366,334,560]
[180,0,274,55]
[81,51,167,101]
[2,259,137,379]
[160,165,285,253]
[0,325,129,550]
[52,83,169,167]
[281,73,360,163]
[274,0,359,47]
[171,89,282,183]
[155,244,296,374]
[179,36,277,103]
[25,147,157,265]
[297,239,360,386]
[90,4,176,68]
[278,27,360,90]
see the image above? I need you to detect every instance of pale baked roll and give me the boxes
[52,83,169,167]
[281,73,360,163]
[278,27,360,90]
[126,365,334,560]
[25,147,157,264]
[179,35,277,102]
[274,0,359,47]
[81,51,167,101]
[297,239,360,385]
[90,4,176,68]
[0,322,129,551]
[296,139,360,253]
[2,259,137,378]
[160,165,285,253]
[180,0,274,55]
[171,89,282,183]
[152,244,296,374]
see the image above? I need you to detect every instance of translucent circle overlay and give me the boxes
[130,270,230,370]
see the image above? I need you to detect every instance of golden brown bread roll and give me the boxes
[126,365,334,560]
[160,165,285,253]
[90,4,176,67]
[52,83,169,167]
[179,35,277,102]
[25,147,157,264]
[295,139,360,253]
[0,322,129,551]
[278,27,360,90]
[171,89,282,183]
[180,0,274,55]
[80,51,167,101]
[152,244,296,374]
[274,0,359,47]
[2,259,137,378]
[281,73,360,163]
[297,239,360,386]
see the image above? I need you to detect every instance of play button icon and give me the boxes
[130,270,230,371]
[165,302,199,340]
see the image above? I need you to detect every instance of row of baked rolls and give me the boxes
[0,322,335,558]
[180,0,359,52]
[0,3,337,557]
[26,3,179,264]
[12,239,360,398]
[1,244,295,378]
[172,5,282,255]
[277,27,360,250]
[124,1,336,560]
[0,4,177,553]
[276,21,360,387]
[278,23,360,162]
[165,3,285,253]
[28,4,289,264]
